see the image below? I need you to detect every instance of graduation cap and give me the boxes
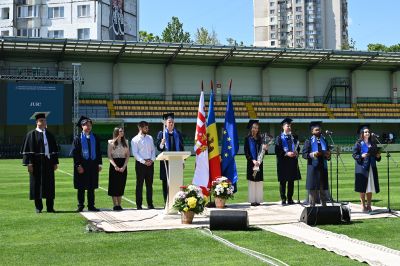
[247,119,259,129]
[280,117,293,126]
[76,115,92,127]
[309,121,322,130]
[357,124,370,134]
[30,112,50,120]
[162,113,174,121]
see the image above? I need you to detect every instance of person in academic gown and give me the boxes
[244,120,268,206]
[156,113,184,203]
[72,116,102,212]
[302,121,331,206]
[275,118,301,205]
[20,112,59,213]
[353,124,381,212]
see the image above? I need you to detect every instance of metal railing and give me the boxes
[0,67,74,80]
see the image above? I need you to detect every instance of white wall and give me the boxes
[78,62,112,93]
[268,68,307,96]
[355,70,391,97]
[118,63,164,94]
[216,66,261,96]
[169,65,214,95]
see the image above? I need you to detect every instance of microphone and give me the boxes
[325,130,333,135]
[371,133,380,138]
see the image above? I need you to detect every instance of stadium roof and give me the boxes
[1,37,400,71]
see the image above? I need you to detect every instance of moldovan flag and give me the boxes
[192,85,209,187]
[207,82,221,187]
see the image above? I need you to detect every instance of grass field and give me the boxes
[1,154,400,265]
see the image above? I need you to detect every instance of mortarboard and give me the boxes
[309,121,322,130]
[30,112,50,120]
[76,116,92,128]
[357,124,370,134]
[162,113,174,120]
[280,117,293,126]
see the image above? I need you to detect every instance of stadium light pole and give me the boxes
[72,63,82,137]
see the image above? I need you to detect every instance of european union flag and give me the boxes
[221,89,239,185]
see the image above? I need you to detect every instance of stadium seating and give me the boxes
[356,103,400,118]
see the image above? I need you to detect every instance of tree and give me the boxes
[139,31,160,42]
[194,27,220,45]
[226,38,245,47]
[367,43,388,52]
[342,38,356,50]
[161,16,191,43]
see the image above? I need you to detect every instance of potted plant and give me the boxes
[211,176,234,208]
[173,184,207,224]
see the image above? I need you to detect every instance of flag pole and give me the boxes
[208,80,215,208]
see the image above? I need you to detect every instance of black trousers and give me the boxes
[279,180,294,201]
[77,189,95,208]
[162,179,168,203]
[34,198,54,211]
[135,161,154,207]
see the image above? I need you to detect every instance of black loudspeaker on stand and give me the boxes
[209,210,249,230]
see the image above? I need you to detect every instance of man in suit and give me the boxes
[156,113,184,203]
[21,112,59,213]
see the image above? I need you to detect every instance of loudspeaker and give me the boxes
[209,210,248,230]
[341,205,351,223]
[300,206,342,225]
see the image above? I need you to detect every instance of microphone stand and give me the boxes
[326,132,347,203]
[373,136,398,214]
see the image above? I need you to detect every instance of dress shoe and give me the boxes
[148,204,155,209]
[88,207,100,212]
[76,206,84,212]
[281,200,287,206]
[137,206,143,210]
[47,209,56,213]
[255,202,261,206]
[118,206,123,211]
[250,202,256,206]
[287,200,295,205]
[35,209,42,213]
[113,206,118,211]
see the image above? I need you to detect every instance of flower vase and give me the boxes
[181,211,195,224]
[215,197,226,208]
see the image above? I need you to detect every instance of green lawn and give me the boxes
[1,154,400,265]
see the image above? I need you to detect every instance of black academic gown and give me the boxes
[156,130,184,181]
[72,133,102,190]
[21,129,59,200]
[244,135,264,182]
[275,134,301,182]
[302,136,330,190]
[352,140,381,193]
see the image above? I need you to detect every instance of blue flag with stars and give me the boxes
[221,90,239,185]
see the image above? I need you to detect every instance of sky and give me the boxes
[139,0,400,51]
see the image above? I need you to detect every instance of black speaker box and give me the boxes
[300,206,342,225]
[209,210,249,230]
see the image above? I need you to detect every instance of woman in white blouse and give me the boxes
[108,127,130,210]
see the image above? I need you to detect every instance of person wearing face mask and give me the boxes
[108,127,130,211]
[156,113,184,203]
[275,118,301,205]
[131,121,156,210]
[353,124,381,212]
[72,116,102,212]
[302,121,331,207]
[21,112,59,213]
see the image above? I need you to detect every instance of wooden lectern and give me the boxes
[156,151,191,214]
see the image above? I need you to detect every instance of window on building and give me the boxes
[270,25,276,31]
[295,15,302,20]
[77,28,90,39]
[77,5,90,17]
[17,5,39,18]
[296,7,302,12]
[48,6,64,19]
[270,33,276,39]
[296,0,302,3]
[270,17,275,22]
[17,28,40,37]
[1,31,9,36]
[270,2,275,7]
[271,41,275,46]
[270,9,275,15]
[1,7,10,19]
[296,31,302,36]
[48,30,64,38]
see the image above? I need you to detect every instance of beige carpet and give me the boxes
[80,202,398,232]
